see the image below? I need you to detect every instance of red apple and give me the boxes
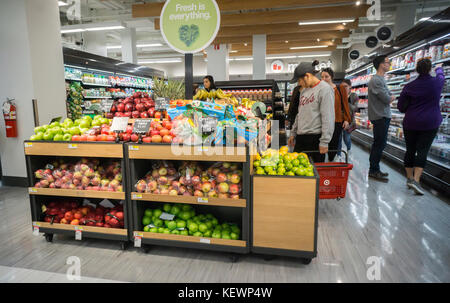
[151,135,162,143]
[120,133,131,142]
[140,112,149,118]
[106,135,115,141]
[117,103,125,112]
[126,125,133,134]
[124,103,134,112]
[135,103,145,112]
[142,136,152,143]
[162,135,172,143]
[160,128,169,137]
[64,211,74,221]
[132,111,140,118]
[130,133,139,142]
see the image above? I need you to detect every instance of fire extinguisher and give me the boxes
[3,98,18,137]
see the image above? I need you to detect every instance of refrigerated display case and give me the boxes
[346,29,450,193]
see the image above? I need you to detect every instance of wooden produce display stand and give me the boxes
[126,143,250,259]
[250,154,319,264]
[24,141,130,249]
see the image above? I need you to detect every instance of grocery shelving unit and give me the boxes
[126,143,251,260]
[24,141,131,249]
[249,154,319,264]
[345,24,450,193]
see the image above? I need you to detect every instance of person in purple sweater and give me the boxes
[397,59,444,195]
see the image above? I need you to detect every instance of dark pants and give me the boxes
[328,122,343,161]
[369,118,391,174]
[403,128,438,168]
[294,134,325,163]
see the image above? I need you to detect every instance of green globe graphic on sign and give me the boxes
[160,0,221,53]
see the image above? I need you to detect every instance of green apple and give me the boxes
[171,230,180,235]
[193,231,203,237]
[163,228,171,234]
[91,120,102,127]
[143,225,150,232]
[93,115,102,121]
[34,126,44,134]
[74,119,81,126]
[157,227,165,233]
[41,124,49,131]
[69,127,80,135]
[222,233,231,240]
[144,209,153,218]
[188,222,198,233]
[100,118,109,125]
[34,132,44,141]
[176,220,186,229]
[199,223,208,233]
[79,120,90,129]
[52,127,63,135]
[50,122,60,128]
[150,227,158,233]
[79,128,89,134]
[53,134,64,141]
[212,231,221,238]
[180,230,189,236]
[63,118,73,127]
[82,115,92,123]
[203,230,212,238]
[63,133,72,141]
[167,221,177,231]
[230,232,239,240]
[43,132,54,141]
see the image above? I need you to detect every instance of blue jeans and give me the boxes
[338,131,352,156]
[369,118,391,174]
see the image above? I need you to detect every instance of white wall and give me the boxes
[0,0,66,179]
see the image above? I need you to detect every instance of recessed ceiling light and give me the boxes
[61,29,86,34]
[58,1,68,6]
[138,58,182,64]
[356,1,361,6]
[137,43,163,47]
[230,50,238,53]
[285,40,289,43]
[342,22,347,25]
[85,25,125,31]
[244,43,248,46]
[298,19,354,26]
[317,38,321,42]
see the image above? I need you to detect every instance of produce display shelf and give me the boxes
[28,187,125,200]
[136,231,246,248]
[131,192,246,208]
[127,144,247,163]
[24,141,123,158]
[81,82,111,87]
[34,221,127,236]
[65,78,82,82]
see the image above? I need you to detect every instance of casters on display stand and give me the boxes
[301,258,312,265]
[141,245,151,254]
[120,241,128,251]
[263,255,276,261]
[44,233,53,243]
[229,253,240,263]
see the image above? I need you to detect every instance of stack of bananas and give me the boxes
[241,98,256,109]
[194,89,239,106]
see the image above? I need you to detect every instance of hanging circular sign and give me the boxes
[365,36,379,48]
[160,0,221,54]
[271,60,284,72]
[377,26,392,41]
[349,50,360,60]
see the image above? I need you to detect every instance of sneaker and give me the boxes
[369,171,389,182]
[380,171,389,177]
[409,180,425,195]
[406,178,414,189]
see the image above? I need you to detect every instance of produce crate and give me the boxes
[250,153,319,264]
[126,143,250,256]
[24,141,131,249]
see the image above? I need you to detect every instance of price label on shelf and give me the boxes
[24,142,33,148]
[29,188,37,193]
[129,145,139,151]
[111,117,129,132]
[132,119,152,134]
[132,193,142,199]
[155,97,170,111]
[197,197,208,203]
[75,230,82,241]
[196,146,209,153]
[200,238,211,244]
[134,232,143,248]
[68,144,78,149]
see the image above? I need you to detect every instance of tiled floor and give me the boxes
[0,145,449,283]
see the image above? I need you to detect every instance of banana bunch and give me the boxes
[241,98,256,109]
[193,89,209,100]
[194,88,233,101]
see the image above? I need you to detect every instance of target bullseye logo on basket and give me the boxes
[324,179,330,186]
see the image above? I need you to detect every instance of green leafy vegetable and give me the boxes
[179,24,199,47]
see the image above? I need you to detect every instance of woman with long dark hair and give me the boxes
[203,75,216,92]
[397,59,444,195]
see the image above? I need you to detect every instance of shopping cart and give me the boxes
[302,150,353,200]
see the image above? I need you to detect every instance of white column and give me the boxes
[252,34,266,80]
[0,0,66,178]
[121,28,137,64]
[84,31,108,57]
[394,4,417,37]
[206,44,229,81]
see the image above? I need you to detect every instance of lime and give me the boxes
[264,166,274,173]
[286,171,295,176]
[277,167,286,175]
[144,209,153,218]
[142,216,151,226]
[292,159,300,167]
[256,167,266,175]
[253,160,260,168]
[167,221,177,230]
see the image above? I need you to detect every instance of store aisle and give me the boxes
[0,145,449,283]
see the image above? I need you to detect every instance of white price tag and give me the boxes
[197,197,209,203]
[197,146,209,152]
[33,226,40,236]
[132,193,142,199]
[128,145,139,151]
[29,188,37,193]
[75,230,82,240]
[200,238,211,244]
[68,144,78,149]
[24,142,33,148]
[134,232,143,248]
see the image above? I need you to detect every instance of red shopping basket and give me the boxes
[303,150,353,200]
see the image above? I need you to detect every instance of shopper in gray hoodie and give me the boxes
[368,55,395,182]
[288,61,335,163]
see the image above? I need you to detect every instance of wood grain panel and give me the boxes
[253,176,316,251]
[137,231,246,247]
[128,144,246,162]
[28,188,125,200]
[230,46,337,57]
[131,192,246,207]
[133,0,354,18]
[35,222,127,235]
[24,142,123,158]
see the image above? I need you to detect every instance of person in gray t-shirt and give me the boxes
[367,55,396,182]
